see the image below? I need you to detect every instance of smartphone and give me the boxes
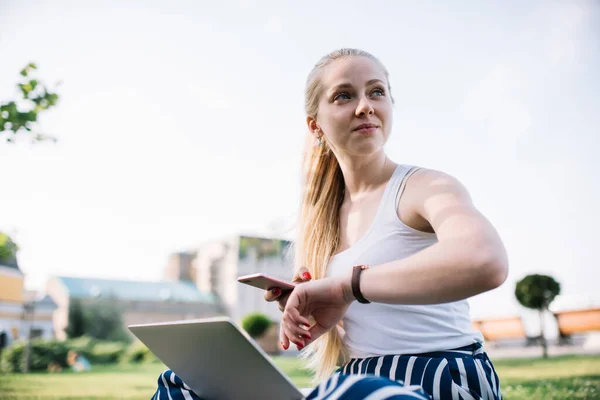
[237,273,296,292]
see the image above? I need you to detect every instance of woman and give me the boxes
[154,48,508,400]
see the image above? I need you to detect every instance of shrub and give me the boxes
[88,341,127,364]
[0,340,70,373]
[28,340,70,372]
[122,340,158,364]
[0,341,25,372]
[242,313,272,338]
[0,337,140,373]
[65,335,97,360]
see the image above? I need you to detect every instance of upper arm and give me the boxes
[408,169,507,265]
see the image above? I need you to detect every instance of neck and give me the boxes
[337,153,396,198]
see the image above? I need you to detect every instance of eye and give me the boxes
[333,92,351,101]
[371,88,385,97]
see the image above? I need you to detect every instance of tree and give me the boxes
[65,299,86,339]
[65,298,130,342]
[0,63,60,144]
[83,298,130,342]
[0,232,19,267]
[242,313,272,338]
[515,274,561,358]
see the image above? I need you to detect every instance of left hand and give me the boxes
[280,274,354,350]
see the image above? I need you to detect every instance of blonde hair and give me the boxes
[296,48,393,381]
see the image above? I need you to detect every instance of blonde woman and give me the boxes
[153,48,508,400]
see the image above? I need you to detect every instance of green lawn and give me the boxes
[0,355,598,399]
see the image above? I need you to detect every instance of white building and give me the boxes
[165,235,294,324]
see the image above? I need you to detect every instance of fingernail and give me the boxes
[302,272,311,280]
[272,288,282,297]
[303,334,311,340]
[281,342,288,350]
[297,343,304,350]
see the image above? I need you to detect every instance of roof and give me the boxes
[56,276,217,304]
[0,264,24,277]
[0,255,21,273]
[23,291,58,309]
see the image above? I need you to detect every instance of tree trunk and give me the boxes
[540,308,548,358]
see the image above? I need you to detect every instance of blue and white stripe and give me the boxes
[152,343,501,400]
[307,343,500,400]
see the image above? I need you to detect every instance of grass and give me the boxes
[0,355,598,399]
[494,355,600,399]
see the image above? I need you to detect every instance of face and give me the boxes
[308,56,393,157]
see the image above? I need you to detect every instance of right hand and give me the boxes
[264,266,312,312]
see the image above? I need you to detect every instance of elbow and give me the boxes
[472,242,509,291]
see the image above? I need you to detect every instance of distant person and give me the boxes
[151,48,509,399]
[67,350,91,372]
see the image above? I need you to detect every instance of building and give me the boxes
[163,252,197,283]
[0,258,25,348]
[171,235,294,324]
[0,255,56,351]
[22,291,58,340]
[46,276,224,340]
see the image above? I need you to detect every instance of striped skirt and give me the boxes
[153,343,501,400]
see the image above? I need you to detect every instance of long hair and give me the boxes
[295,48,393,381]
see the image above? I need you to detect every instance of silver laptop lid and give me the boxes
[129,317,305,400]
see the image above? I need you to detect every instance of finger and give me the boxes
[280,316,307,350]
[286,306,311,328]
[279,325,290,351]
[283,322,311,347]
[264,287,282,302]
[277,292,291,312]
[282,317,310,349]
[292,266,312,283]
[282,314,312,343]
[306,323,330,345]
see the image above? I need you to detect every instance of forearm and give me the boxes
[358,236,508,305]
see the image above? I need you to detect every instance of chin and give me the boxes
[348,144,384,156]
[349,137,385,154]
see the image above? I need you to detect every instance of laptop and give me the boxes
[128,317,310,400]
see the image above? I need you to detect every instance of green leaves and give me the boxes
[1,63,60,144]
[0,232,19,267]
[242,312,272,338]
[515,274,561,310]
[19,62,37,77]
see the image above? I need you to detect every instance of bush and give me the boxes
[242,313,272,338]
[0,340,70,373]
[88,342,127,364]
[65,335,97,360]
[0,341,25,372]
[28,340,70,372]
[121,340,158,364]
[0,338,130,373]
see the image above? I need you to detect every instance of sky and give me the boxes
[0,0,598,319]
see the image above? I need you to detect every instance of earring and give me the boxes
[317,136,322,146]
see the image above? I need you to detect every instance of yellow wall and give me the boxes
[0,312,53,321]
[0,274,24,303]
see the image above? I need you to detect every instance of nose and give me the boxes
[355,96,374,117]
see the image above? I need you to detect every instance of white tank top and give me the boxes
[327,164,484,359]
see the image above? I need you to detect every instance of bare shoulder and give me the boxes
[399,168,474,232]
[408,168,472,202]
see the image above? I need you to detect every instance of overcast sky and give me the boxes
[1,0,598,318]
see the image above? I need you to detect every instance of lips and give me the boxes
[353,123,378,132]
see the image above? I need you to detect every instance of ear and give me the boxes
[306,116,320,137]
